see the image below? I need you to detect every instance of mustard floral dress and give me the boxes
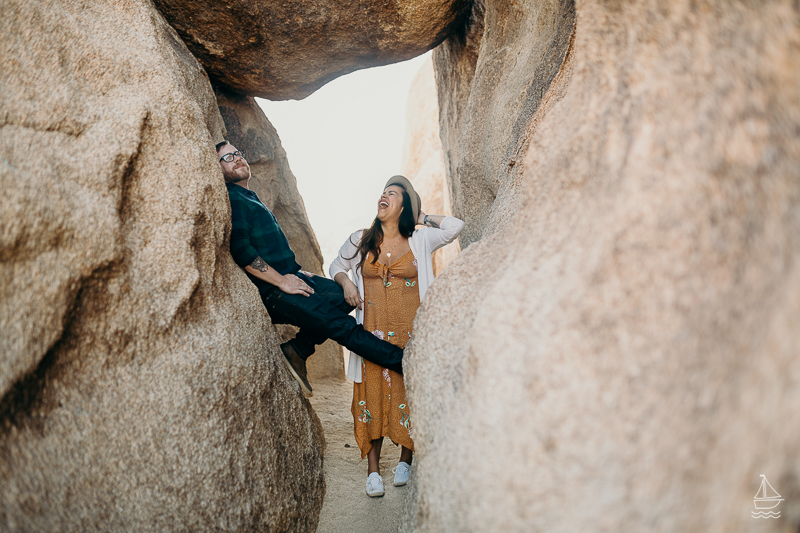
[352,250,419,458]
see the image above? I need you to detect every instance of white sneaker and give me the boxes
[366,472,385,497]
[392,462,411,486]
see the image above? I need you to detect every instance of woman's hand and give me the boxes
[417,209,427,226]
[342,278,363,310]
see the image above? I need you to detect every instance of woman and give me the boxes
[330,175,465,497]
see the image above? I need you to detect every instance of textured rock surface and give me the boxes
[215,89,345,382]
[0,0,324,530]
[403,0,800,531]
[402,58,460,275]
[151,0,472,100]
[434,0,575,246]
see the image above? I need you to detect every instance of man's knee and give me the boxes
[304,276,354,313]
[274,290,347,329]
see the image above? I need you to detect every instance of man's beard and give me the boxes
[223,165,250,184]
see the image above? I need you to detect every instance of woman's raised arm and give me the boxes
[416,211,465,251]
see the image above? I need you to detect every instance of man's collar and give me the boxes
[225,181,250,191]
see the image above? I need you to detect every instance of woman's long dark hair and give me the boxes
[348,187,416,270]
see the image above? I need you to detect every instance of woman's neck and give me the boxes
[382,221,402,240]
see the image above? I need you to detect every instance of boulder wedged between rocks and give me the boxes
[151,0,473,99]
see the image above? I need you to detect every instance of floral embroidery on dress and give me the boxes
[372,329,385,340]
[396,402,411,435]
[382,368,391,385]
[357,400,374,424]
[404,278,416,287]
[413,258,418,270]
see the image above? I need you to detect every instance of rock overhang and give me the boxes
[151,0,474,100]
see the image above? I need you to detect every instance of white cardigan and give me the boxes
[329,216,465,382]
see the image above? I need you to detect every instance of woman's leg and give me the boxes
[393,445,413,487]
[367,438,383,474]
[400,446,413,465]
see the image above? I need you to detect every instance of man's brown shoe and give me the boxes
[280,341,313,396]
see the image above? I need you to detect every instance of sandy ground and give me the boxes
[310,378,407,533]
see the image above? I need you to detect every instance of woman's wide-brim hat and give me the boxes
[385,175,421,223]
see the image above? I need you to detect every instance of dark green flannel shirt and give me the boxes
[226,183,301,291]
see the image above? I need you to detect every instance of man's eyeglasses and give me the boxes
[219,150,246,163]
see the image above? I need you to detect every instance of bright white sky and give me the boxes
[257,51,431,274]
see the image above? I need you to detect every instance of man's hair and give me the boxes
[215,140,230,153]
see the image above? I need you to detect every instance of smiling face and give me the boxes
[377,185,405,223]
[218,143,251,184]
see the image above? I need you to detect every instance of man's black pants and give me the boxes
[260,273,403,374]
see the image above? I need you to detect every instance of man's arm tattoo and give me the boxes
[250,257,269,273]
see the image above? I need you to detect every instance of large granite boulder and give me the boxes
[151,0,473,100]
[434,0,574,246]
[402,0,800,531]
[0,0,323,530]
[215,89,345,382]
[401,58,460,275]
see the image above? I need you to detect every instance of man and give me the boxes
[217,141,403,396]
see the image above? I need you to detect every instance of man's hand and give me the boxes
[245,257,314,296]
[299,270,315,278]
[279,273,314,296]
[341,278,363,310]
